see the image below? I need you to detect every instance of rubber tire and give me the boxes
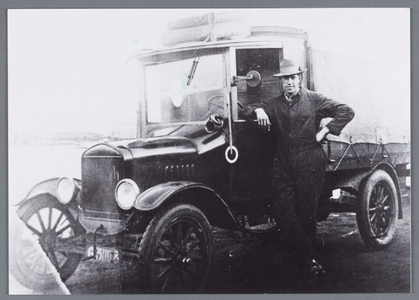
[356,170,399,250]
[10,194,83,290]
[139,203,213,294]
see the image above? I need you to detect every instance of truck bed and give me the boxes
[324,140,410,172]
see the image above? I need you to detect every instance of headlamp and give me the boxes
[115,179,140,210]
[56,177,79,204]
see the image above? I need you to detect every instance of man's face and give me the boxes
[280,74,301,95]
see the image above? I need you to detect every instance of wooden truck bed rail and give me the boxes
[324,141,410,172]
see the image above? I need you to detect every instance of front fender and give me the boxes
[19,177,82,202]
[16,178,81,219]
[134,181,241,230]
[16,178,61,208]
[134,181,198,211]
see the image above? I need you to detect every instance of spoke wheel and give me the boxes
[139,204,212,294]
[10,194,84,290]
[356,170,399,250]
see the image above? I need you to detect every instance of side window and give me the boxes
[236,48,283,120]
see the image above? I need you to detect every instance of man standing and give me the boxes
[246,59,354,284]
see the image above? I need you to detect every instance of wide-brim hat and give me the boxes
[273,59,306,77]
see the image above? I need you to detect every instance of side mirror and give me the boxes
[205,115,224,133]
[232,70,261,87]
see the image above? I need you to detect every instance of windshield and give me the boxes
[145,53,226,125]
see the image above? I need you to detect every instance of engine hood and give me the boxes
[117,136,198,161]
[84,136,198,159]
[83,125,227,164]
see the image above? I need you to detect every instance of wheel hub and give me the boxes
[173,252,193,265]
[182,257,193,265]
[41,230,57,250]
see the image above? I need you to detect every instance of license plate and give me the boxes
[85,245,120,263]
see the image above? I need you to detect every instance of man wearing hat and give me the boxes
[244,59,354,285]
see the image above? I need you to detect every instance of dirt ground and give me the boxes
[64,197,411,294]
[8,144,411,294]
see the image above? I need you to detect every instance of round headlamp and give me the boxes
[115,179,140,210]
[57,177,79,204]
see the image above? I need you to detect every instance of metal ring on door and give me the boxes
[225,146,239,164]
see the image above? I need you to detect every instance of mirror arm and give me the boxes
[231,75,253,86]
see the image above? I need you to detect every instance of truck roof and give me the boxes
[130,26,309,59]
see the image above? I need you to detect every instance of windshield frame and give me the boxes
[137,47,231,138]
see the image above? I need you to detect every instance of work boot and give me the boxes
[303,259,325,286]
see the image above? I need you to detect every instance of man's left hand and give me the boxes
[316,127,330,143]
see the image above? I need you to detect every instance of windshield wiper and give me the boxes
[187,57,200,86]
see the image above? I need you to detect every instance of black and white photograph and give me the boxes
[7,8,411,295]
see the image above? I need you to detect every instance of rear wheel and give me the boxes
[139,204,213,293]
[356,170,399,250]
[10,194,84,289]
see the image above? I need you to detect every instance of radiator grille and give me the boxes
[81,149,125,220]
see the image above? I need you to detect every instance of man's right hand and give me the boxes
[255,108,271,132]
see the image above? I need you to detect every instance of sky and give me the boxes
[8,8,410,138]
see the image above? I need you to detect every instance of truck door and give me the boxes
[230,48,282,203]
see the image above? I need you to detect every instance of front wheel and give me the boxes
[139,203,213,293]
[356,170,399,250]
[10,194,84,290]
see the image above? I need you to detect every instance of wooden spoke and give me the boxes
[370,212,377,222]
[52,212,64,231]
[158,241,176,256]
[380,194,389,205]
[153,257,171,264]
[153,264,172,284]
[36,211,46,233]
[26,223,43,237]
[56,223,71,236]
[181,226,194,249]
[176,223,183,248]
[185,239,200,254]
[47,207,52,230]
[168,227,176,249]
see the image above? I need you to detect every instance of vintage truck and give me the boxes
[10,14,410,293]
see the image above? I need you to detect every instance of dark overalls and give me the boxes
[249,87,354,264]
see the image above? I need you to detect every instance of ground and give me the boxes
[9,144,411,294]
[63,198,410,294]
